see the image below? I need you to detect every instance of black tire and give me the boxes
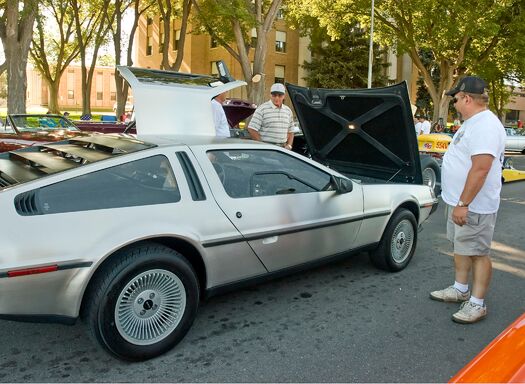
[420,155,441,196]
[82,242,199,361]
[369,209,418,272]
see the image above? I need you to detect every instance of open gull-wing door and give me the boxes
[287,82,422,184]
[117,63,246,136]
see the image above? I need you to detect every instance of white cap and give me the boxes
[270,83,286,94]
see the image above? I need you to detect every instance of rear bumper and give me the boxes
[0,265,91,320]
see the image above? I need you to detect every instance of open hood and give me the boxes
[117,65,246,136]
[286,82,422,184]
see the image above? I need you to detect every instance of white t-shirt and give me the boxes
[211,99,230,137]
[420,120,431,134]
[441,109,506,214]
[415,122,422,135]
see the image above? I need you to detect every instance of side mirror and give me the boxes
[216,60,234,83]
[331,175,353,194]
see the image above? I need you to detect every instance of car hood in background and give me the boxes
[222,98,256,127]
[286,82,422,185]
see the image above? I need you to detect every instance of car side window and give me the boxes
[36,155,180,214]
[208,149,331,198]
[1,121,15,134]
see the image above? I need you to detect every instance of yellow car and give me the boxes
[502,157,525,183]
[418,133,525,183]
[418,133,452,159]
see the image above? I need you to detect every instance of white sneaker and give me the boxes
[430,286,470,303]
[452,301,487,324]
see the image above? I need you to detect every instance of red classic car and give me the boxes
[0,114,92,153]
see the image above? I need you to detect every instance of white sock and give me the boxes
[469,296,484,306]
[453,281,469,293]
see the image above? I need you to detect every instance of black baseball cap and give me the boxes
[445,76,488,96]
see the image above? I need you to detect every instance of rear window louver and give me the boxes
[0,135,156,190]
[14,190,41,216]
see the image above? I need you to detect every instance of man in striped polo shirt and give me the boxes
[248,83,295,150]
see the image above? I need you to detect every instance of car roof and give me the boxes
[117,66,246,137]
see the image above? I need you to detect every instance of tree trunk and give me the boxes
[1,0,37,114]
[6,53,29,113]
[46,80,61,113]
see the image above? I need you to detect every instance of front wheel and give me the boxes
[82,243,199,361]
[369,209,418,272]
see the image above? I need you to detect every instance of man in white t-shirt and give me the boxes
[416,115,431,135]
[211,92,230,137]
[429,76,506,324]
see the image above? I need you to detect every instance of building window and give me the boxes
[110,92,116,101]
[276,8,285,19]
[275,65,285,84]
[146,17,153,56]
[250,28,257,48]
[210,36,218,48]
[275,31,286,53]
[68,90,74,99]
[172,26,180,51]
[211,61,219,76]
[96,92,103,101]
[159,17,164,52]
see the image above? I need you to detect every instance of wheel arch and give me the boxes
[79,236,207,318]
[396,200,420,223]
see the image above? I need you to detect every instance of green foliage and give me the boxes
[303,23,389,89]
[287,0,525,120]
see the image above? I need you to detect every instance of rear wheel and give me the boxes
[420,156,441,196]
[369,209,418,272]
[82,242,199,361]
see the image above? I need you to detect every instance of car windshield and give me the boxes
[11,115,79,132]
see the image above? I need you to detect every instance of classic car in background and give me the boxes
[449,312,525,383]
[0,114,91,152]
[505,127,525,153]
[417,131,525,184]
[0,65,437,361]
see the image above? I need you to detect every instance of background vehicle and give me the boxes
[0,65,437,361]
[0,114,91,152]
[505,127,525,153]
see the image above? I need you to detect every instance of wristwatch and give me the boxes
[457,200,469,207]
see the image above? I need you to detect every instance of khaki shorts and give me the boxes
[446,205,497,256]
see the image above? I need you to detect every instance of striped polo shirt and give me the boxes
[248,100,294,144]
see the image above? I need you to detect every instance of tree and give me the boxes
[302,23,389,89]
[156,0,192,71]
[110,0,145,119]
[287,0,525,123]
[70,0,116,116]
[0,0,38,113]
[30,0,81,113]
[191,0,283,105]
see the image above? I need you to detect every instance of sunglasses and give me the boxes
[271,92,285,97]
[453,95,467,104]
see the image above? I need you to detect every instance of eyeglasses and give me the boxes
[453,95,467,104]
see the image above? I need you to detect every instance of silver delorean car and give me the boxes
[0,65,438,361]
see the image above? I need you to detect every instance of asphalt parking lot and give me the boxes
[1,155,524,383]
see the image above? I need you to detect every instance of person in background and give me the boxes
[63,111,70,118]
[430,76,506,324]
[211,92,230,137]
[414,114,422,135]
[416,115,431,135]
[248,83,294,149]
[452,116,461,133]
[517,119,523,129]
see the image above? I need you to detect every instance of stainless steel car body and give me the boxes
[505,128,525,153]
[0,134,435,319]
[0,64,437,360]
